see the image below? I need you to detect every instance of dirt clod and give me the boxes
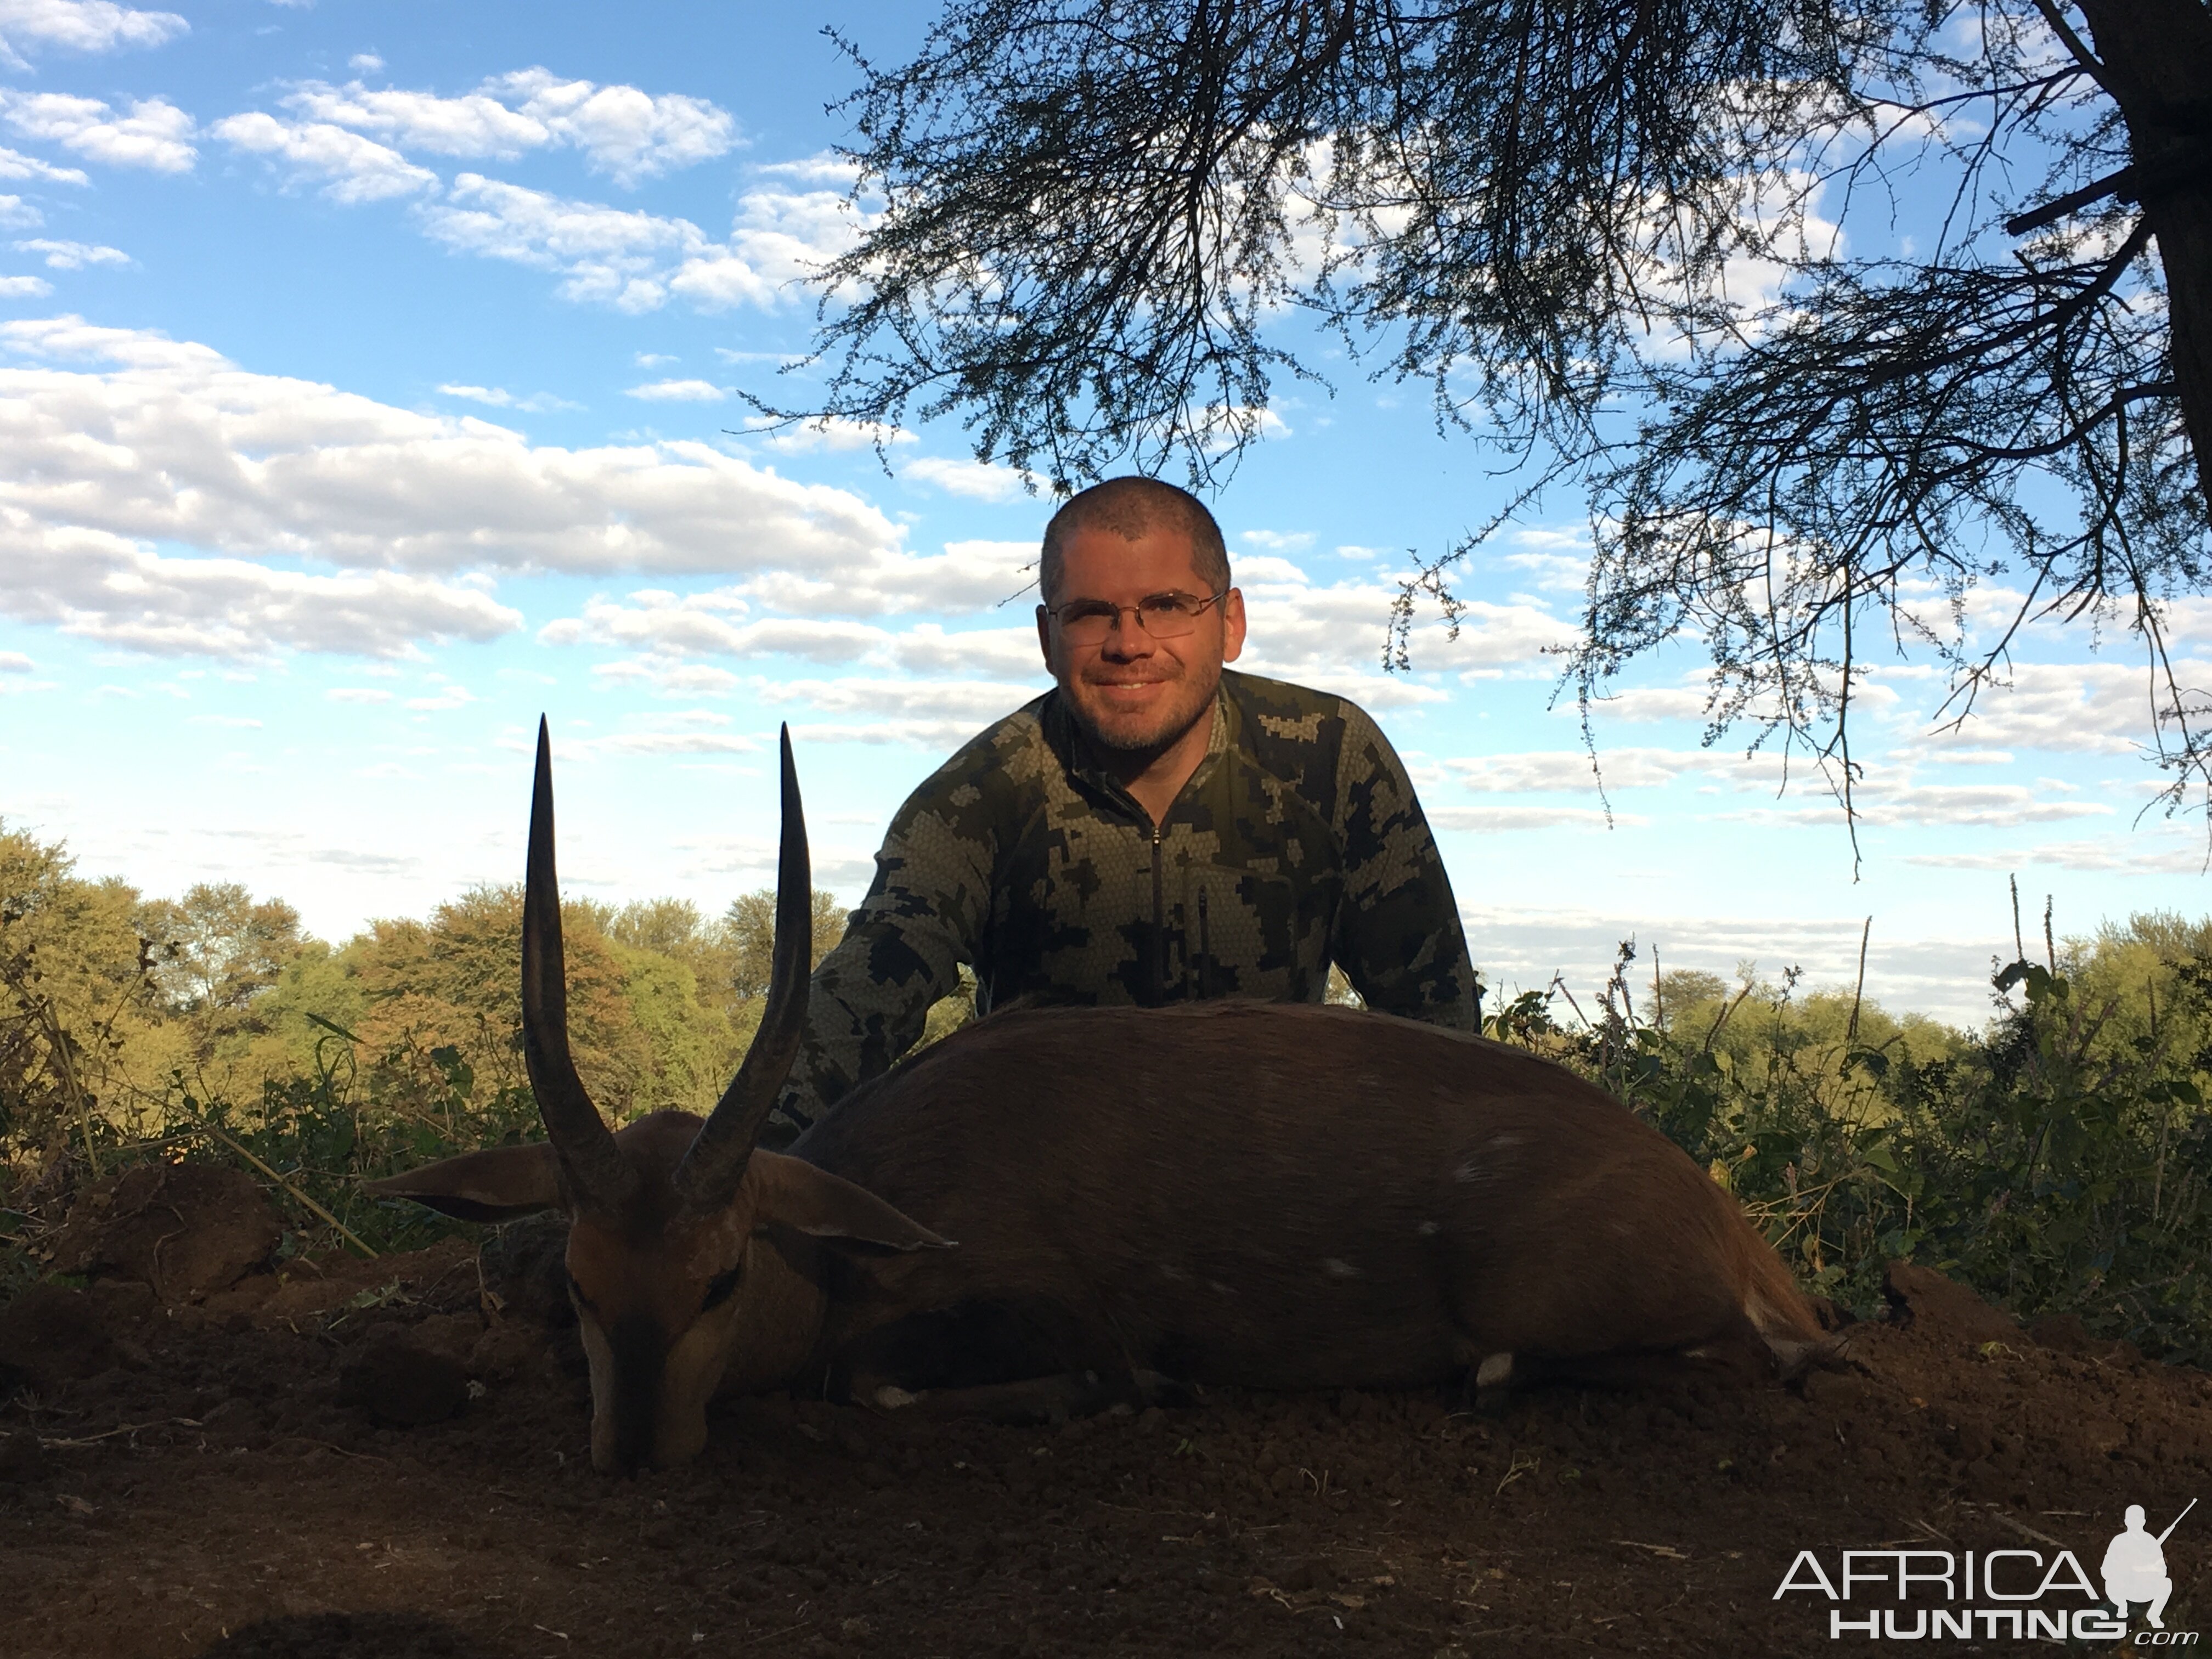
[1881,1257,2021,1344]
[47,1164,281,1302]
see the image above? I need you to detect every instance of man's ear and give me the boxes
[747,1149,953,1251]
[1036,602,1056,674]
[365,1143,562,1222]
[1221,586,1246,663]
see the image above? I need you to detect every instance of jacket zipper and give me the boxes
[1151,822,1165,1001]
[1197,883,1210,1000]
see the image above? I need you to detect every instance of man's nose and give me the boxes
[1101,612,1155,658]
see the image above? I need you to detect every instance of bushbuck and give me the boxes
[371,724,1828,1474]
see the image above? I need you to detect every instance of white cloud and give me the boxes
[1240,529,1313,552]
[0,315,918,657]
[1442,745,1803,797]
[0,145,88,184]
[0,194,37,229]
[904,454,1037,501]
[281,69,736,187]
[752,151,857,188]
[555,543,1046,659]
[1,531,521,657]
[1718,778,2113,829]
[1431,805,1643,832]
[348,53,382,74]
[14,238,127,268]
[325,686,391,703]
[1904,836,2207,874]
[1896,658,2188,757]
[1233,554,1310,585]
[0,0,186,64]
[417,173,698,311]
[211,112,438,202]
[435,383,580,413]
[325,160,862,314]
[665,186,865,309]
[0,274,51,296]
[755,675,1034,727]
[1241,580,1572,688]
[624,377,724,402]
[0,647,30,670]
[0,91,195,173]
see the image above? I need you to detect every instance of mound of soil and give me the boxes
[46,1165,282,1304]
[2,1218,2205,1658]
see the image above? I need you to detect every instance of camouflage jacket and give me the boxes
[775,669,1480,1130]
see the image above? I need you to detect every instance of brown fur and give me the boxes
[790,1000,1826,1391]
[374,1002,1824,1466]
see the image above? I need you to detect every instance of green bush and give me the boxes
[1490,940,2212,1367]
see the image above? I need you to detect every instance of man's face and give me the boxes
[1036,524,1246,753]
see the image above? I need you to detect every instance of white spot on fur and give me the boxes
[1453,1160,1481,1183]
[1207,1280,1234,1296]
[1322,1258,1361,1279]
[1415,1220,1439,1237]
[1476,1352,1513,1388]
[1487,1133,1525,1149]
[873,1385,919,1410]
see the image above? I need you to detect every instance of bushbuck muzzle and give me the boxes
[372,727,1836,1474]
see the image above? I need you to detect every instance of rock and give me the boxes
[467,1319,550,1383]
[0,1285,122,1391]
[1881,1262,2019,1345]
[48,1163,283,1302]
[337,1332,470,1426]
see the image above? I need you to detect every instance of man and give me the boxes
[772,476,1480,1133]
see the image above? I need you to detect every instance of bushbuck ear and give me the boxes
[748,1150,953,1251]
[365,1144,562,1222]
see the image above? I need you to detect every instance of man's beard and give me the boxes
[1070,659,1221,754]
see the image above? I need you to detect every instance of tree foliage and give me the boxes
[781,0,2212,837]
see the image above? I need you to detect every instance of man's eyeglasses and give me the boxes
[1044,590,1230,646]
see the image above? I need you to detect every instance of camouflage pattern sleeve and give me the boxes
[772,721,1015,1132]
[1328,702,1483,1030]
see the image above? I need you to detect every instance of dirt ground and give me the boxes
[2,1211,2207,1659]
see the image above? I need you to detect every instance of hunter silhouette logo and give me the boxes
[2106,1500,2194,1631]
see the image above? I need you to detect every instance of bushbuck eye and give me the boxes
[702,1264,743,1311]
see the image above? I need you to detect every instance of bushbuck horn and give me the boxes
[521,716,630,1206]
[674,723,811,1209]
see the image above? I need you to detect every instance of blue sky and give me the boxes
[0,0,2203,1028]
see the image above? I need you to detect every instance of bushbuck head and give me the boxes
[369,719,947,1474]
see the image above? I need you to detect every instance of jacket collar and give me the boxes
[1043,676,1236,821]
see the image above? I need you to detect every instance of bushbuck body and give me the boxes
[371,725,1826,1474]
